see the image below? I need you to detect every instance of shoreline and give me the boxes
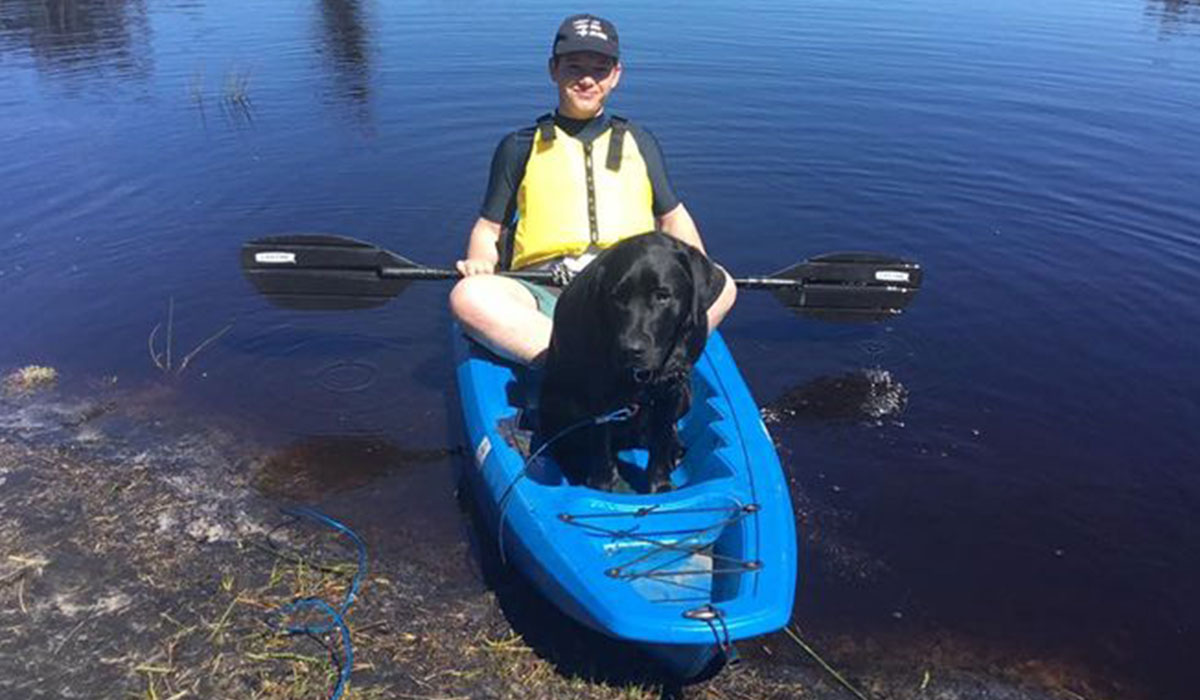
[0,380,1115,699]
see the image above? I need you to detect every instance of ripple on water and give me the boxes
[226,324,432,437]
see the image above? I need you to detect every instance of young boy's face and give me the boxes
[550,51,622,119]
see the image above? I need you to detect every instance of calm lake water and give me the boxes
[2,0,1198,696]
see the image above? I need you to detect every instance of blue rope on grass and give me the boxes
[267,506,367,700]
[274,597,354,699]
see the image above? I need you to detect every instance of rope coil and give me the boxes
[266,507,367,700]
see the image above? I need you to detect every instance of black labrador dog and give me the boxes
[538,232,726,493]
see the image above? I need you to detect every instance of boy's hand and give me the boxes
[456,258,496,277]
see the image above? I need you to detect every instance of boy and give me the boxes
[450,14,735,364]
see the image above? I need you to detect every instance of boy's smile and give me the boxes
[551,51,622,120]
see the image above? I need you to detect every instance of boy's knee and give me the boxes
[449,276,486,324]
[450,275,541,329]
[713,266,737,312]
[450,275,524,326]
[706,267,737,331]
[721,272,737,308]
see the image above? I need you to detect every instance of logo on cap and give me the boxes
[572,18,610,42]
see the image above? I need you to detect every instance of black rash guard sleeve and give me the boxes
[627,124,682,217]
[479,128,535,225]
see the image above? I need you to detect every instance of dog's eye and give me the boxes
[653,288,672,303]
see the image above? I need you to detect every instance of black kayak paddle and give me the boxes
[240,234,922,322]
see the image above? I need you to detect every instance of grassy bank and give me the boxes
[0,379,1105,700]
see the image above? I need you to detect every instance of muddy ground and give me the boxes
[0,375,1112,700]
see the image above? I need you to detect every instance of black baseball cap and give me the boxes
[552,14,620,59]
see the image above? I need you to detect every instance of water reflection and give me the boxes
[253,435,454,501]
[1147,0,1200,36]
[0,0,152,87]
[315,0,373,124]
[187,63,256,130]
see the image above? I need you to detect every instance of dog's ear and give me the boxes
[668,240,726,370]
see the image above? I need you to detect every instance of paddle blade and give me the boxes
[770,252,923,322]
[241,234,417,310]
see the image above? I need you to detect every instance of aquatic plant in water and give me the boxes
[148,297,233,376]
[3,365,58,395]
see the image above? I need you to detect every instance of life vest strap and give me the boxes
[536,114,556,143]
[607,115,628,171]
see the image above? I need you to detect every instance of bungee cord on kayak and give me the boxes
[559,503,760,584]
[560,501,760,607]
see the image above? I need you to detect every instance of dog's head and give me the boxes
[588,233,724,382]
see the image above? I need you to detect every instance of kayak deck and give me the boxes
[454,328,796,673]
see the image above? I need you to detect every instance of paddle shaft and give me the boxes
[381,266,554,283]
[379,265,895,292]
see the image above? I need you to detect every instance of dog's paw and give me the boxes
[587,472,621,492]
[648,477,674,494]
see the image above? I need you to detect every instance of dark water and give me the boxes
[2,0,1198,695]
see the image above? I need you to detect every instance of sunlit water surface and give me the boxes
[2,0,1198,696]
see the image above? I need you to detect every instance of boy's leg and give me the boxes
[450,274,553,365]
[706,264,738,333]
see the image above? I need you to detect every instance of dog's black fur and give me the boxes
[538,232,726,493]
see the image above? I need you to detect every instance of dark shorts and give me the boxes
[516,279,560,318]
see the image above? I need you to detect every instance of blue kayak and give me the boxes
[453,327,797,678]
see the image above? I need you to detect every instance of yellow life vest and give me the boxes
[511,117,656,269]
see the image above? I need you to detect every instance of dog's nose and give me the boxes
[621,341,649,363]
